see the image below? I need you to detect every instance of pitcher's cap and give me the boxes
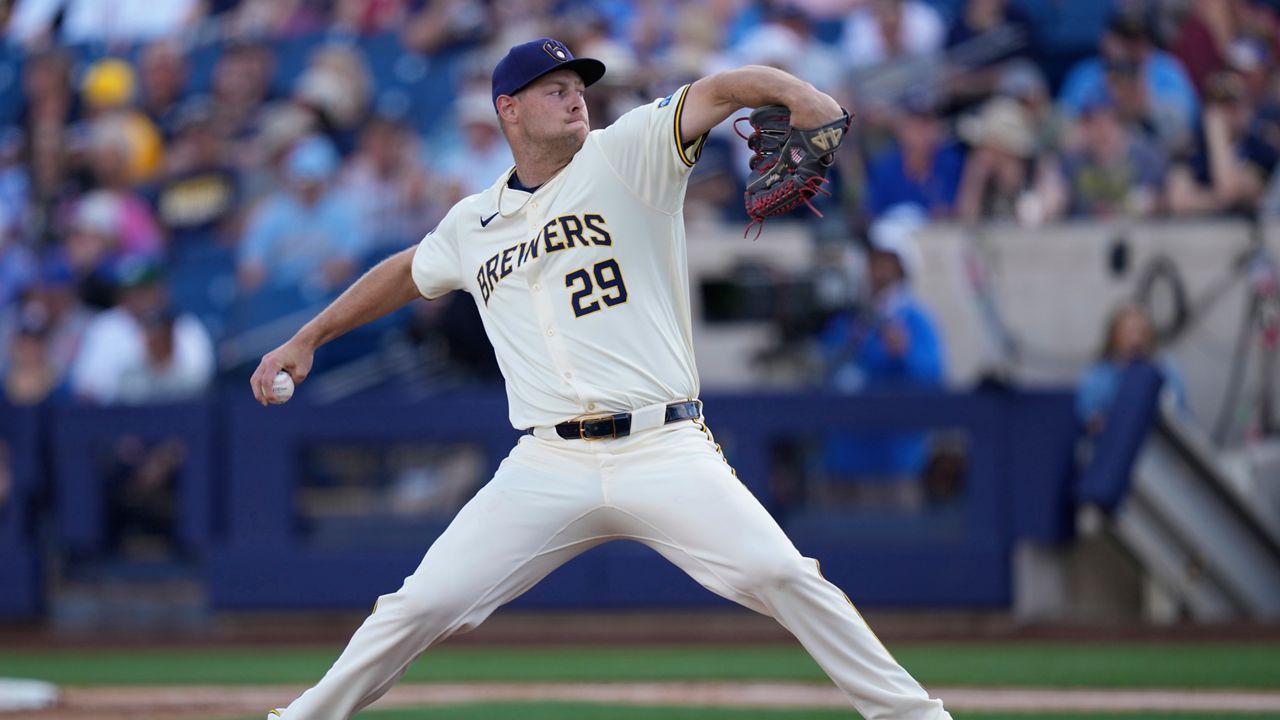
[491,38,606,107]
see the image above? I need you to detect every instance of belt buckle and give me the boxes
[579,415,615,441]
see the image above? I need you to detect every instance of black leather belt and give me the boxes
[546,400,701,440]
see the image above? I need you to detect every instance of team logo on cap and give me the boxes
[543,40,569,62]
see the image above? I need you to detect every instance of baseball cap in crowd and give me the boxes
[72,191,122,237]
[81,58,137,109]
[491,38,606,107]
[285,135,339,182]
[869,204,925,281]
[115,254,166,289]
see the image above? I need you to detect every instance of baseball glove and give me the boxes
[738,105,852,239]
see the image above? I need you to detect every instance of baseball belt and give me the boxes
[529,400,702,441]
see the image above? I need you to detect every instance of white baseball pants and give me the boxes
[277,419,951,719]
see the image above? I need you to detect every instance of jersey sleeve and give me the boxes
[410,207,463,299]
[592,83,708,211]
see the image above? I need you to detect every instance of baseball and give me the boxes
[272,371,295,402]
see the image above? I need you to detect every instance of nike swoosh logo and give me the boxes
[480,212,499,228]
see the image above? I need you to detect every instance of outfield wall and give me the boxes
[0,389,1076,617]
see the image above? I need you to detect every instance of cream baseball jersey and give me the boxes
[412,84,708,429]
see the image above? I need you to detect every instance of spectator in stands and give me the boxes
[341,114,440,254]
[1077,302,1188,435]
[207,40,278,147]
[731,3,844,94]
[0,255,91,383]
[944,0,1038,109]
[946,0,1035,62]
[864,92,964,218]
[238,135,367,295]
[70,257,213,405]
[0,203,36,310]
[79,115,167,255]
[79,58,166,185]
[21,48,75,246]
[240,100,318,203]
[138,40,190,141]
[61,192,134,308]
[401,0,491,55]
[1060,92,1166,218]
[114,309,214,404]
[841,0,945,69]
[437,92,515,201]
[1171,0,1242,96]
[148,101,241,341]
[997,59,1067,158]
[292,43,373,154]
[219,0,331,38]
[1169,0,1280,103]
[0,129,31,245]
[955,96,1065,225]
[148,100,242,246]
[333,0,413,36]
[821,205,944,394]
[6,0,205,47]
[1229,2,1279,104]
[817,205,945,506]
[1059,11,1199,151]
[2,315,65,405]
[572,24,652,128]
[655,4,725,88]
[1166,70,1280,216]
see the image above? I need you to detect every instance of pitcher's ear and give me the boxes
[495,95,517,123]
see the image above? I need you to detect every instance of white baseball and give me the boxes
[272,371,295,402]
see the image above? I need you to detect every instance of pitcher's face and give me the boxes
[506,69,590,153]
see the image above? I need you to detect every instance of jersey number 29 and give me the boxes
[565,259,628,317]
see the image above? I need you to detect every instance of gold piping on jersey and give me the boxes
[673,85,706,168]
[813,558,906,666]
[694,419,737,477]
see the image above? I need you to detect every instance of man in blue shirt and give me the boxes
[1058,12,1198,147]
[864,94,965,217]
[819,205,945,499]
[238,135,367,298]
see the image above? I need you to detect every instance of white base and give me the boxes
[0,678,59,710]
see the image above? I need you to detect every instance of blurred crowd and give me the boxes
[3,0,1280,410]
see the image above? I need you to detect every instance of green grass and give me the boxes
[892,643,1280,689]
[3,643,1278,689]
[225,704,1280,720]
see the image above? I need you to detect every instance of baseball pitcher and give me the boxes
[253,37,952,720]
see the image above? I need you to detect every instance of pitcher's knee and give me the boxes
[739,554,813,597]
[375,583,475,631]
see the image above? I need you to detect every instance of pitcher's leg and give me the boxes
[612,423,951,720]
[278,438,609,720]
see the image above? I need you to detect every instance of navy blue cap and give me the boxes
[491,38,606,107]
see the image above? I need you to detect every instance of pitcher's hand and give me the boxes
[251,339,315,406]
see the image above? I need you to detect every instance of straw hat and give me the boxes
[957,97,1036,158]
